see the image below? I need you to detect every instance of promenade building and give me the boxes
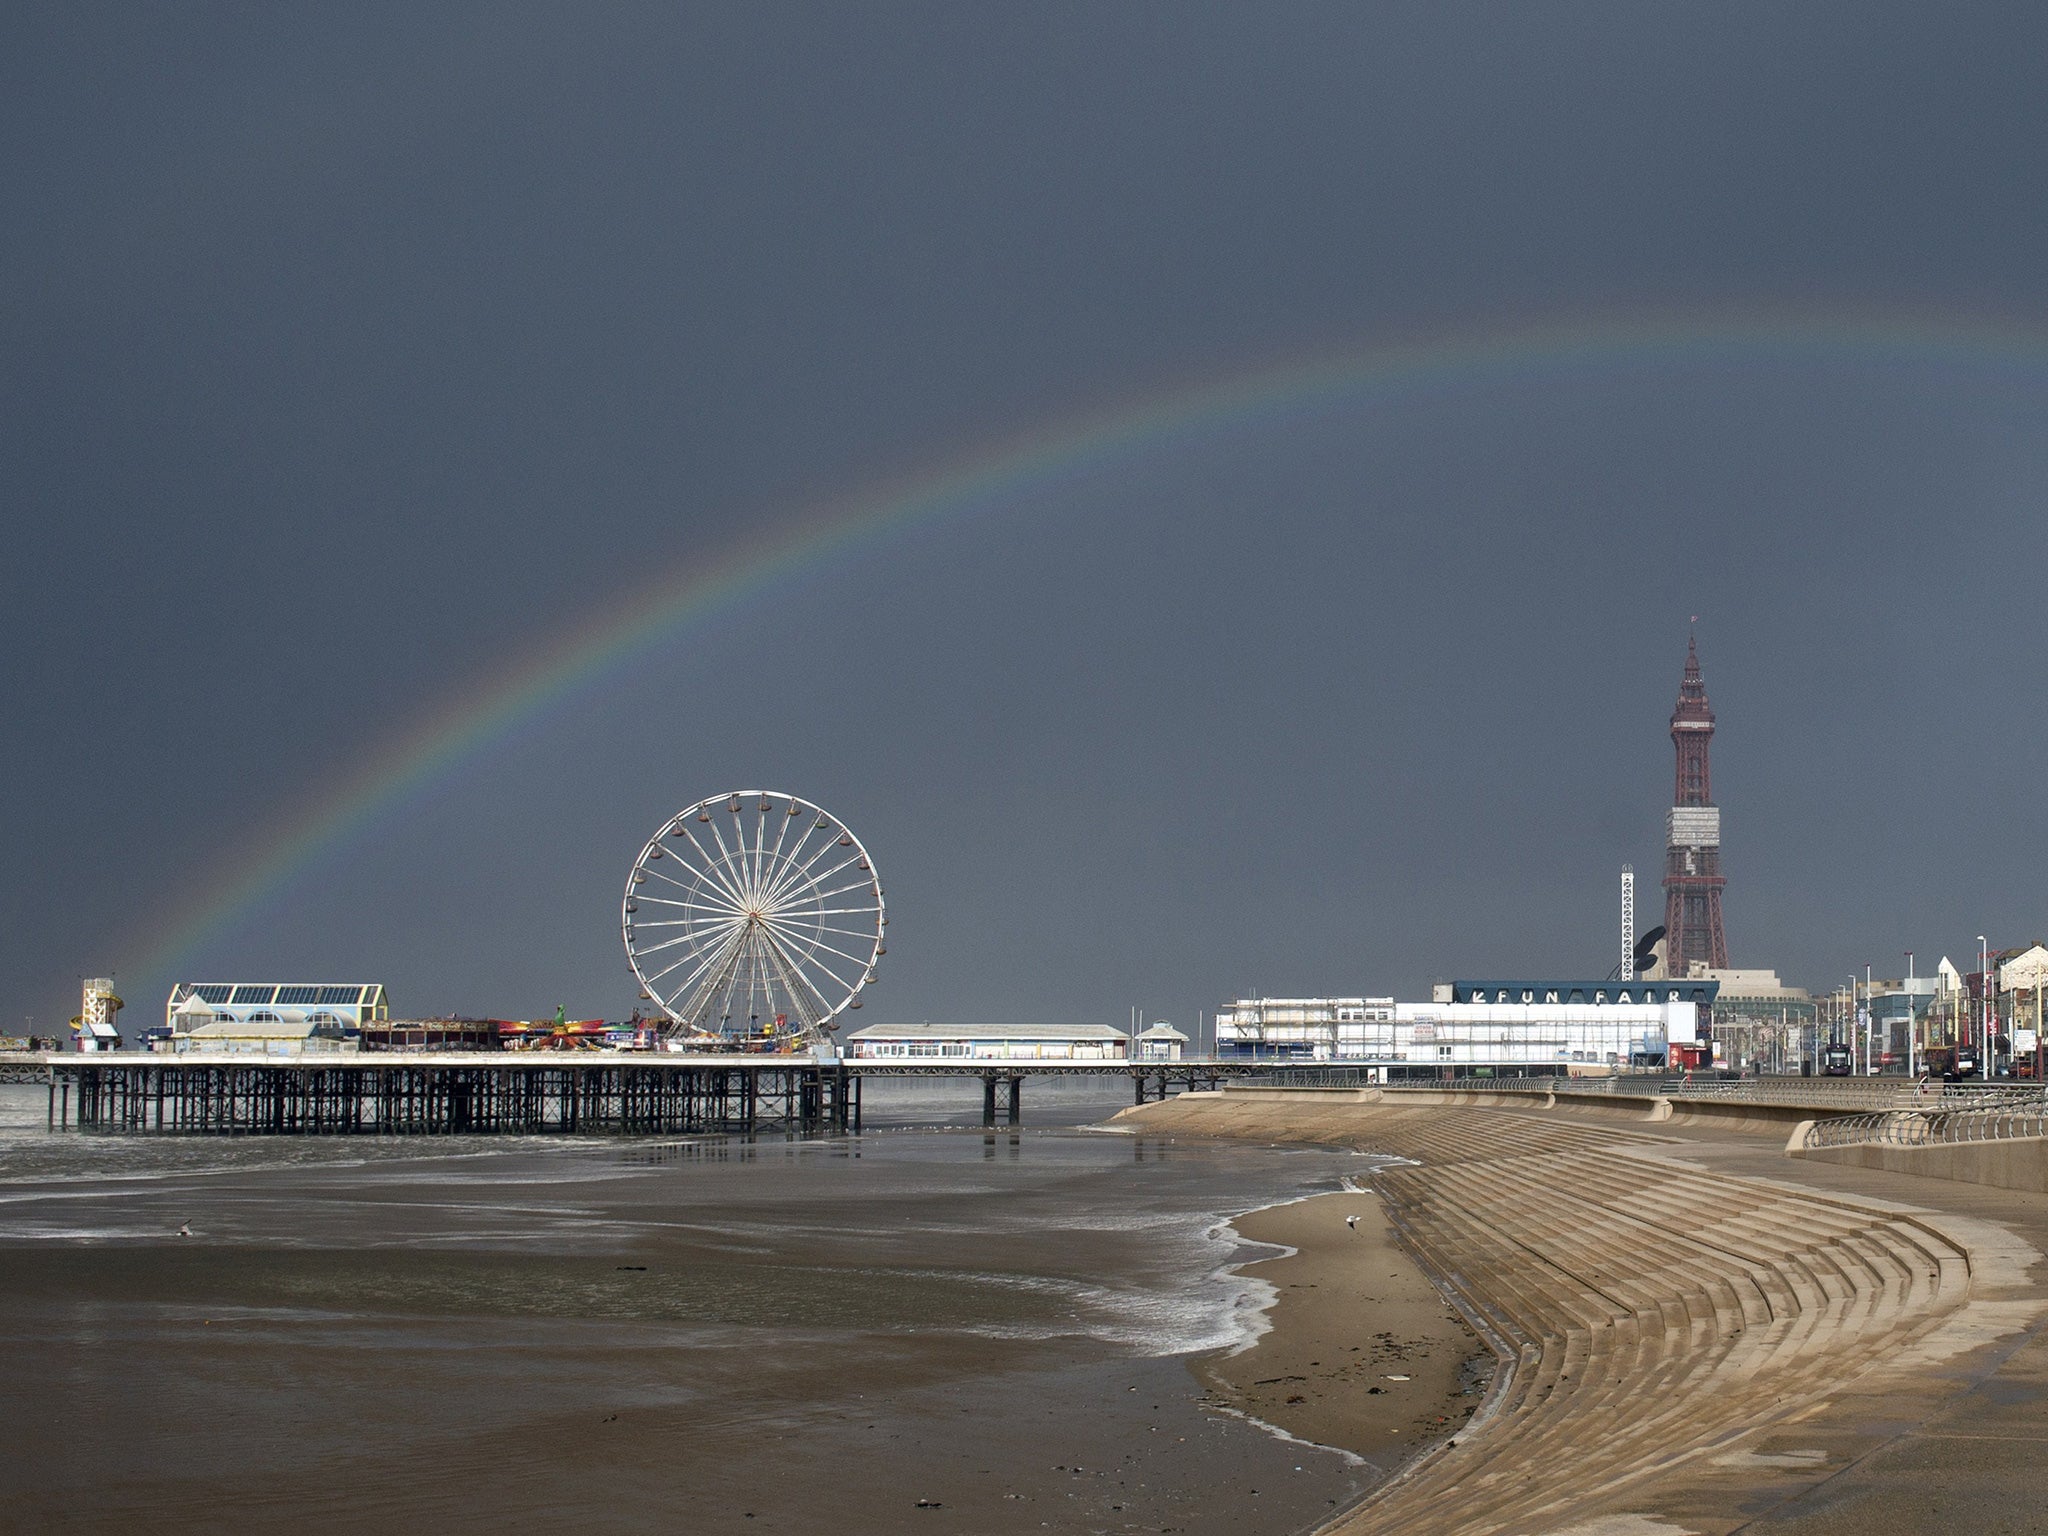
[1686,967,1814,1073]
[1214,982,1706,1071]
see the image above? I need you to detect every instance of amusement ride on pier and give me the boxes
[622,791,885,1053]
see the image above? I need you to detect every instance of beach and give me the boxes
[0,1080,1399,1535]
[1199,1189,1490,1477]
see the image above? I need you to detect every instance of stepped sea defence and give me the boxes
[1114,1087,2047,1536]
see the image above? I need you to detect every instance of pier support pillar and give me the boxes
[982,1075,997,1127]
[1006,1076,1021,1126]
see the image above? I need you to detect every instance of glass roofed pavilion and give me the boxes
[165,983,391,1033]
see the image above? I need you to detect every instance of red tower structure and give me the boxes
[1662,634,1728,973]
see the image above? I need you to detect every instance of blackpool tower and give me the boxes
[1662,633,1728,973]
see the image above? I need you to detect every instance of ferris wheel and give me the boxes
[622,792,885,1046]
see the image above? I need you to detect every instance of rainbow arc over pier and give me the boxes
[133,304,2048,984]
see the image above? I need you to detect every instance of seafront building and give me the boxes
[1213,982,1707,1070]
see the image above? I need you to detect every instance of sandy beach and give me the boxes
[1199,1187,1492,1479]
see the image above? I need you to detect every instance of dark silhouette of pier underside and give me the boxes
[40,1056,1306,1135]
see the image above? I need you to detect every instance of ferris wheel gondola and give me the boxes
[621,792,885,1048]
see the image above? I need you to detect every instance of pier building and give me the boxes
[1134,1022,1189,1060]
[843,1022,1130,1061]
[162,983,391,1053]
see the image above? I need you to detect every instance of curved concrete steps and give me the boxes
[1306,1113,1973,1536]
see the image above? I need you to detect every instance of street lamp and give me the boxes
[1979,936,1990,1074]
[1905,951,1917,1078]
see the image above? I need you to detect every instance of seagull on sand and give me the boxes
[1345,1214,1359,1231]
[176,1223,192,1237]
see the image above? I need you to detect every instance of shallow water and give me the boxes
[0,1078,1377,1533]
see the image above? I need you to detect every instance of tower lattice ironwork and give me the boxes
[1662,633,1727,973]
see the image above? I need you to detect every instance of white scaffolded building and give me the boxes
[1214,990,1701,1071]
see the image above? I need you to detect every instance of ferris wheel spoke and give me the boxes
[752,800,782,910]
[671,929,750,1023]
[644,918,747,987]
[631,923,738,960]
[632,887,745,917]
[768,849,864,906]
[671,822,753,908]
[773,919,883,945]
[756,826,850,908]
[758,925,834,1025]
[645,940,742,998]
[714,931,758,1025]
[755,913,858,985]
[630,895,749,920]
[758,801,799,908]
[797,873,884,907]
[702,814,757,909]
[640,861,747,913]
[760,916,879,973]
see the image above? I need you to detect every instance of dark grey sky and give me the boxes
[7,4,2047,1034]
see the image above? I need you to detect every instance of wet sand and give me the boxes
[1198,1188,1492,1478]
[0,1091,1382,1536]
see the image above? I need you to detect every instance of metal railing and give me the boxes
[1802,1095,2048,1149]
[1243,1067,1373,1088]
[1418,1074,2038,1108]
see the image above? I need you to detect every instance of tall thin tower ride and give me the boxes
[1619,866,1636,982]
[1662,633,1728,973]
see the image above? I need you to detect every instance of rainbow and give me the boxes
[130,305,2048,988]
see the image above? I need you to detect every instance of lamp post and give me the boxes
[1905,952,1916,1078]
[1979,936,1990,1075]
[1847,975,1857,1068]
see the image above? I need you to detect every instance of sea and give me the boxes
[0,1075,1375,1534]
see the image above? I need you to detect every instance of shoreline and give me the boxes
[1196,1185,1493,1481]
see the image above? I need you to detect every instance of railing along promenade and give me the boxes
[1404,1073,2048,1152]
[1800,1091,2048,1149]
[1429,1072,2037,1110]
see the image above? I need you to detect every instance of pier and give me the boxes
[44,1056,857,1136]
[32,1054,1315,1135]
